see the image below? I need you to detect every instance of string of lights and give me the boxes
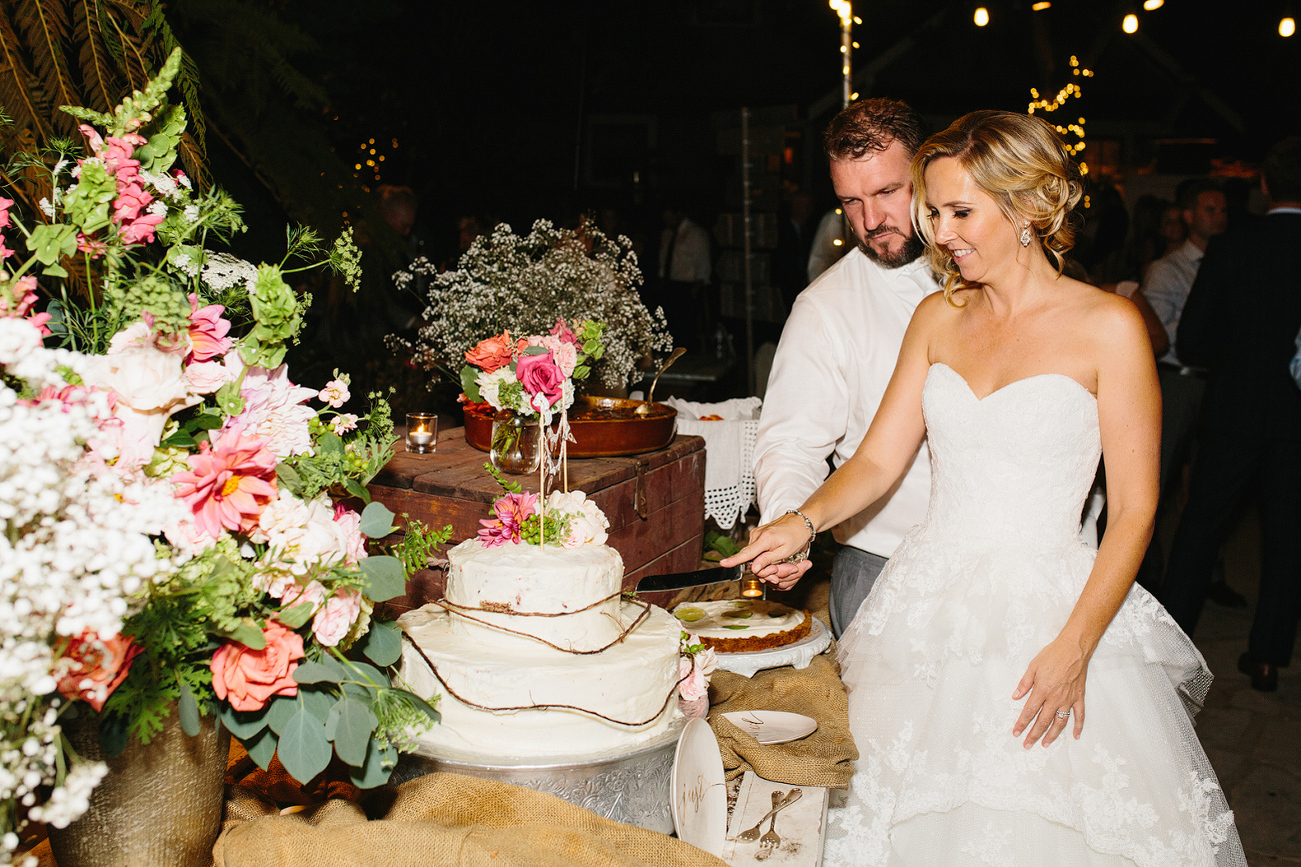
[971,2,1291,37]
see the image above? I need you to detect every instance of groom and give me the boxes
[753,98,939,637]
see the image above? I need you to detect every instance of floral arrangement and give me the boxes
[390,219,673,390]
[0,51,443,859]
[476,466,609,550]
[459,317,604,422]
[677,632,719,704]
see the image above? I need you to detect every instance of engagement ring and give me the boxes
[1054,710,1071,720]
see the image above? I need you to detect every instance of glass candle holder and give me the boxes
[405,413,438,454]
[740,574,765,599]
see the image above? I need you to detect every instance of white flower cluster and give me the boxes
[200,252,258,293]
[401,220,672,388]
[0,319,183,854]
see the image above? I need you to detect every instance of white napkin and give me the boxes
[665,397,762,529]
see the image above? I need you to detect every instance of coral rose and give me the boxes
[515,351,565,412]
[464,331,514,373]
[210,620,304,712]
[55,632,142,712]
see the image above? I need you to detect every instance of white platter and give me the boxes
[714,617,831,678]
[720,710,819,745]
[671,718,727,856]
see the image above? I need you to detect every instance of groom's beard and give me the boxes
[859,229,925,270]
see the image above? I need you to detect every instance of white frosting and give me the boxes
[398,599,683,760]
[673,600,807,641]
[443,539,625,652]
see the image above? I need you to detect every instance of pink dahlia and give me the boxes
[477,490,539,547]
[186,293,233,362]
[172,425,279,539]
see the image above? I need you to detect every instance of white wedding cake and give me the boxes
[397,494,684,761]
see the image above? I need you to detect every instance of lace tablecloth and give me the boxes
[665,397,761,530]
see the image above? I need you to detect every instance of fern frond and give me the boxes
[14,0,81,132]
[73,0,118,113]
[0,7,50,139]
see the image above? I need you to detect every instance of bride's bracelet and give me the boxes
[783,509,816,563]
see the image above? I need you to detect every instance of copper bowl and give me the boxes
[464,396,678,457]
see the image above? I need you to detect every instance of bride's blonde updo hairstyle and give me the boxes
[910,110,1084,302]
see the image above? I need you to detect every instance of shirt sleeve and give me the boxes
[753,293,850,524]
[1138,257,1183,351]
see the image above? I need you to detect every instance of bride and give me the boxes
[724,111,1244,866]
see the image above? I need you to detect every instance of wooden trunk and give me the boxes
[369,426,706,612]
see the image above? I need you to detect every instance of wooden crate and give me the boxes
[368,426,706,612]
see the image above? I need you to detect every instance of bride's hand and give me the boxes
[1011,636,1089,748]
[720,514,813,588]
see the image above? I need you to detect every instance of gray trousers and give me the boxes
[828,546,889,638]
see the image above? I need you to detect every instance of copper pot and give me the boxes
[464,396,677,457]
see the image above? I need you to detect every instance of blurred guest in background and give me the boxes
[1160,138,1301,692]
[656,203,713,353]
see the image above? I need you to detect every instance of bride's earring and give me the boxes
[1020,221,1033,247]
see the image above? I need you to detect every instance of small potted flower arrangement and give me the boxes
[458,318,604,474]
[0,51,445,863]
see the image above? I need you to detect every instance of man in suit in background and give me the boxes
[1159,137,1301,692]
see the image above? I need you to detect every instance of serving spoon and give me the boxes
[636,347,686,416]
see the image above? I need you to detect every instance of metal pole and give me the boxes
[741,107,755,396]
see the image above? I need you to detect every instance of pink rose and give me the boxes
[464,331,514,373]
[678,656,710,703]
[515,351,565,411]
[185,360,234,394]
[210,620,304,712]
[55,632,142,712]
[312,588,362,647]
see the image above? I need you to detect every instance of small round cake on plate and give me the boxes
[672,599,811,654]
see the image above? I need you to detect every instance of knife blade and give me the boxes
[634,564,742,593]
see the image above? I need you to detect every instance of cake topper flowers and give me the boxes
[477,465,609,549]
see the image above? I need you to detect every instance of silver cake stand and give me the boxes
[391,717,686,834]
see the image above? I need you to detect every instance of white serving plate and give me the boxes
[671,718,727,855]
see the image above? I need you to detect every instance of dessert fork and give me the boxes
[755,809,781,860]
[731,787,802,843]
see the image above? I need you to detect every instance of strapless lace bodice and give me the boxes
[923,362,1100,548]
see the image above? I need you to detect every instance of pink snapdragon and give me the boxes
[477,491,540,547]
[0,275,51,336]
[171,424,278,539]
[549,317,577,345]
[77,125,165,247]
[318,377,350,408]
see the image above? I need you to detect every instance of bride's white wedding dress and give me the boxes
[824,362,1244,866]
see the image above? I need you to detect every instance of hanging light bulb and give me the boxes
[1282,15,1297,36]
[1143,0,1163,9]
[1032,1,1052,9]
[974,6,990,26]
[1122,12,1139,32]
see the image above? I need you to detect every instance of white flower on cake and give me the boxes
[546,490,609,548]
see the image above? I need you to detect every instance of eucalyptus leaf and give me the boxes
[341,681,372,703]
[343,478,370,504]
[277,708,332,784]
[347,736,399,789]
[460,366,482,403]
[401,690,441,725]
[178,682,200,737]
[276,463,303,495]
[266,696,298,735]
[358,501,396,539]
[327,698,378,767]
[299,686,337,722]
[218,704,269,739]
[226,620,267,650]
[243,726,278,770]
[341,659,389,688]
[360,555,405,602]
[292,661,340,685]
[358,620,403,667]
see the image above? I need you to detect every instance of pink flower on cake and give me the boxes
[210,620,304,712]
[318,376,350,408]
[312,588,362,647]
[186,294,233,362]
[55,632,143,712]
[478,490,539,547]
[677,639,718,703]
[227,363,318,458]
[515,351,564,412]
[330,413,359,435]
[465,331,515,374]
[172,424,278,538]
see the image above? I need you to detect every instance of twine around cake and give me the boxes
[432,591,652,655]
[401,636,691,727]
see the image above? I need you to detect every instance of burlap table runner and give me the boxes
[214,770,727,867]
[706,654,857,788]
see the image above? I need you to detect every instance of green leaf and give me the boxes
[341,659,389,688]
[265,696,298,735]
[357,620,403,667]
[460,366,482,403]
[359,501,396,539]
[277,707,332,784]
[224,620,267,649]
[178,682,200,737]
[276,462,303,495]
[98,713,131,757]
[341,681,372,703]
[318,431,344,456]
[189,413,224,431]
[160,431,198,449]
[300,686,337,722]
[343,478,370,503]
[723,625,750,630]
[278,601,313,629]
[218,704,269,739]
[401,690,441,725]
[327,698,378,767]
[243,726,278,770]
[293,661,340,685]
[360,556,406,602]
[347,736,399,789]
[42,263,69,278]
[27,223,79,265]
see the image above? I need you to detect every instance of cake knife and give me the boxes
[634,564,743,593]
